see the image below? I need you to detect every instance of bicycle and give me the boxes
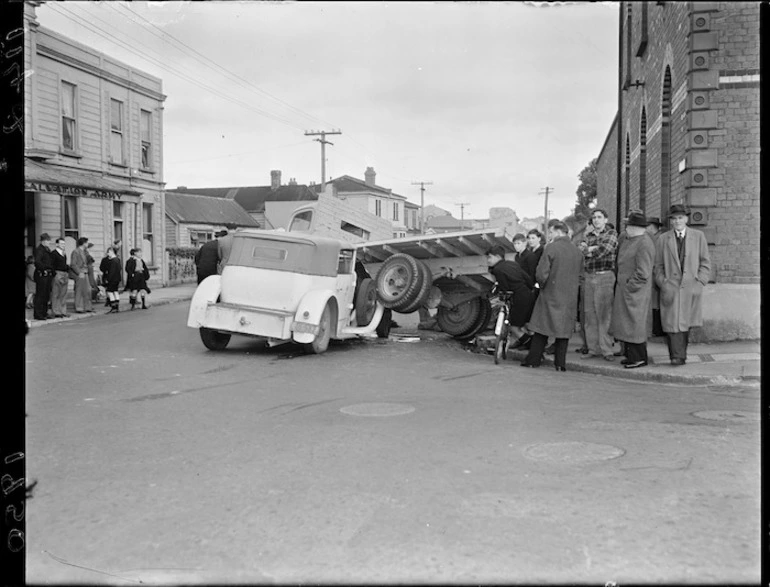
[493,289,514,364]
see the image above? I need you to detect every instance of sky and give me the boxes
[35,1,620,222]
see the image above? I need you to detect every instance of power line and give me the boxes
[305,130,342,191]
[539,186,554,232]
[455,202,470,231]
[47,4,307,131]
[109,3,338,131]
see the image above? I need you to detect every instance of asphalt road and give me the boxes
[24,302,760,584]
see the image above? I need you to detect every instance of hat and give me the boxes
[669,204,689,217]
[646,217,662,226]
[87,242,94,248]
[215,230,228,237]
[486,245,507,258]
[626,211,648,227]
[40,233,51,241]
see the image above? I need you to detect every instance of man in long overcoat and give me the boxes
[70,237,94,313]
[521,221,584,371]
[195,232,223,284]
[653,204,711,365]
[33,233,54,320]
[609,212,656,369]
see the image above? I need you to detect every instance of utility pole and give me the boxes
[539,187,554,232]
[305,129,341,192]
[455,202,470,231]
[411,181,433,234]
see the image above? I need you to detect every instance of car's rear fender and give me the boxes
[187,275,222,328]
[292,289,338,343]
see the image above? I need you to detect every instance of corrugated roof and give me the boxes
[165,191,260,226]
[426,215,464,229]
[169,185,317,212]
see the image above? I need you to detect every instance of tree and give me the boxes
[574,157,598,222]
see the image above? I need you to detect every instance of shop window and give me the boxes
[110,99,124,165]
[141,110,152,169]
[63,196,79,240]
[142,203,154,265]
[61,81,77,151]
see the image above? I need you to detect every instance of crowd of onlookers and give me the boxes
[27,234,152,320]
[485,204,711,370]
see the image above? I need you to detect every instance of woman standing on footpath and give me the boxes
[100,247,123,313]
[124,248,151,310]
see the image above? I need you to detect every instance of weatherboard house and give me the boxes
[23,2,168,286]
[595,2,759,341]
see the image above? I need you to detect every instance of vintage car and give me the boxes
[187,230,386,354]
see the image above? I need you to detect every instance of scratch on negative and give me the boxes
[44,550,143,584]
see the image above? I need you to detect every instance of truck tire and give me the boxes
[435,297,483,337]
[376,307,393,338]
[304,303,332,354]
[455,297,492,341]
[376,253,423,309]
[200,327,231,351]
[395,260,433,314]
[355,278,377,325]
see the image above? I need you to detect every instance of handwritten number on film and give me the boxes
[2,27,24,136]
[3,452,25,553]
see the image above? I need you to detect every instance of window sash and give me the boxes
[143,203,153,234]
[110,100,123,131]
[61,82,76,150]
[63,196,79,239]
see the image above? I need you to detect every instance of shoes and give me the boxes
[575,347,589,354]
[613,350,624,357]
[75,310,86,314]
[670,358,686,366]
[602,355,615,362]
[390,321,400,328]
[580,353,599,359]
[544,344,555,355]
[554,365,566,372]
[620,358,630,365]
[624,360,648,369]
[510,333,533,350]
[54,313,70,318]
[519,361,540,368]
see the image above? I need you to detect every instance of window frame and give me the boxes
[142,203,154,266]
[62,195,79,241]
[392,201,399,221]
[109,98,125,166]
[375,199,382,217]
[140,109,152,170]
[189,230,214,247]
[60,80,78,154]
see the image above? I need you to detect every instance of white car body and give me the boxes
[187,230,383,351]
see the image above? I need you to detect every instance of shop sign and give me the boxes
[25,181,124,200]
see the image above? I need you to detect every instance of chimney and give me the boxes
[364,167,376,187]
[289,177,297,185]
[176,186,187,191]
[270,170,281,190]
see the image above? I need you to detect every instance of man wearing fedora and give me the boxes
[653,204,711,365]
[609,212,656,369]
[194,231,224,285]
[645,216,665,336]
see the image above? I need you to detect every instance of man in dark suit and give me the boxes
[195,232,223,285]
[33,233,54,320]
[653,204,711,365]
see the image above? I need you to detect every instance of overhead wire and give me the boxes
[46,3,308,132]
[109,2,339,131]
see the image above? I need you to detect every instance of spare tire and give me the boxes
[393,260,432,314]
[436,297,483,337]
[376,254,423,309]
[355,278,378,325]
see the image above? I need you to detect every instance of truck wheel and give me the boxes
[455,297,492,341]
[200,327,231,351]
[376,253,423,309]
[304,303,332,354]
[395,261,433,314]
[376,307,392,338]
[436,297,482,336]
[355,278,377,325]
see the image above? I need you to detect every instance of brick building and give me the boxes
[596,2,759,341]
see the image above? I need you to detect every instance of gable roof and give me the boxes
[165,191,261,226]
[168,185,317,213]
[314,175,406,200]
[426,215,465,229]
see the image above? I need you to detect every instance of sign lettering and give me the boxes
[24,181,124,200]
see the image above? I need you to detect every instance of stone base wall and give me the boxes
[689,283,760,342]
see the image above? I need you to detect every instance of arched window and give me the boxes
[639,107,648,213]
[660,66,672,219]
[625,134,632,215]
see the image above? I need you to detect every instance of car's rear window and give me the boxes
[228,236,338,276]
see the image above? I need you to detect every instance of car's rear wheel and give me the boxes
[355,278,378,325]
[304,303,332,354]
[200,327,231,351]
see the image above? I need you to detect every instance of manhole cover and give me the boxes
[692,410,759,422]
[339,402,415,417]
[523,441,625,464]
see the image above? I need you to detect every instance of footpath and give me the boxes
[26,282,761,388]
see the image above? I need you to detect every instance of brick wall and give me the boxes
[598,2,759,284]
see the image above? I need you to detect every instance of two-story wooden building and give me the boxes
[23,2,167,285]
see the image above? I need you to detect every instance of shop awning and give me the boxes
[25,159,142,199]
